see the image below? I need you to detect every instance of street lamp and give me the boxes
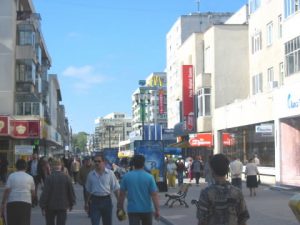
[134,91,150,140]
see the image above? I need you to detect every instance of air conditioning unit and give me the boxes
[269,81,278,89]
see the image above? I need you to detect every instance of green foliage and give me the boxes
[72,132,88,152]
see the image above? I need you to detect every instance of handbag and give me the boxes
[257,177,261,185]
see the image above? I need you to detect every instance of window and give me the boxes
[204,46,211,73]
[267,67,274,82]
[285,36,300,76]
[16,60,36,83]
[252,73,263,94]
[18,24,35,46]
[197,88,211,117]
[251,31,262,54]
[285,0,300,17]
[279,62,284,84]
[249,0,261,14]
[278,15,282,38]
[16,102,40,116]
[266,22,273,46]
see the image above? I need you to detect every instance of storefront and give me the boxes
[274,83,300,186]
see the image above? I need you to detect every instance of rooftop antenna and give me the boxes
[196,0,200,13]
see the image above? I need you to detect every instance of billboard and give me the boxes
[182,65,194,131]
[134,140,165,180]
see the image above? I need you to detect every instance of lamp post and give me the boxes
[135,91,150,140]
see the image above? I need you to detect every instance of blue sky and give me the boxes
[33,0,247,134]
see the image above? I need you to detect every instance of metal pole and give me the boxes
[141,101,145,140]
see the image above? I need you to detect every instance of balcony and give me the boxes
[16,45,38,63]
[17,11,41,29]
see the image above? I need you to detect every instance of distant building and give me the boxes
[94,113,132,149]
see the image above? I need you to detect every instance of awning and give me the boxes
[168,140,191,148]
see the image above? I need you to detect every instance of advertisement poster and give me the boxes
[134,140,165,180]
[182,65,195,132]
[103,148,119,169]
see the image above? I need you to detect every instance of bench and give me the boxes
[164,183,191,208]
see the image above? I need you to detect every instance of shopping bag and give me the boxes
[289,193,300,223]
[257,177,261,185]
[0,216,5,225]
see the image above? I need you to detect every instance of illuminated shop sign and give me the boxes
[255,124,273,133]
[287,93,300,109]
[189,133,213,147]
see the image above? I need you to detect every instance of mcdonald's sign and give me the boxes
[149,76,163,87]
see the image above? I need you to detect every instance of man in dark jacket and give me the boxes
[39,159,76,225]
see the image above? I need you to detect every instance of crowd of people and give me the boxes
[0,152,261,225]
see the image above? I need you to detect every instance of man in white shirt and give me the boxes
[229,157,243,189]
[254,154,260,166]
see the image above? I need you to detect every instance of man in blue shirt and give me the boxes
[118,154,160,225]
[85,154,120,225]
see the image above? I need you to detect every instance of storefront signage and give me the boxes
[0,116,9,135]
[222,133,235,146]
[287,93,300,109]
[158,89,164,114]
[255,124,273,133]
[189,133,213,147]
[149,76,163,87]
[11,120,29,138]
[15,145,33,155]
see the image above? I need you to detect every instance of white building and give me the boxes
[94,112,132,150]
[131,72,167,138]
[166,12,233,129]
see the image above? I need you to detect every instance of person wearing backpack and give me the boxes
[191,156,204,186]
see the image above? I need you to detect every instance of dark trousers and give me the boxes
[231,177,242,189]
[7,201,31,225]
[194,172,201,184]
[90,195,112,225]
[45,209,67,225]
[128,212,152,225]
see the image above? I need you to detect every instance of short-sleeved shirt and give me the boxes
[197,181,250,225]
[6,171,35,204]
[120,170,158,213]
[85,168,120,196]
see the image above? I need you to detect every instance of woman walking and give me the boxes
[245,157,260,197]
[1,159,35,225]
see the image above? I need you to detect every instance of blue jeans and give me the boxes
[90,196,112,225]
[231,178,242,189]
[128,212,152,225]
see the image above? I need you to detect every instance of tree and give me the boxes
[72,132,88,154]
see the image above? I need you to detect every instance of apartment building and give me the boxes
[0,0,69,163]
[166,12,233,129]
[131,72,167,140]
[94,112,132,150]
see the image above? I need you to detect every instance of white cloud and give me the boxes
[67,32,81,38]
[62,65,105,91]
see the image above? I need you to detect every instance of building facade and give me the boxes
[94,112,132,150]
[131,72,168,140]
[0,0,69,165]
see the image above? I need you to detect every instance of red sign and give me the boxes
[222,133,235,146]
[28,121,40,138]
[182,65,194,116]
[11,120,29,138]
[189,133,213,147]
[158,89,164,114]
[0,116,9,135]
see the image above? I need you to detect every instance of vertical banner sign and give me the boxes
[0,116,9,135]
[182,65,194,131]
[158,89,164,114]
[28,121,40,138]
